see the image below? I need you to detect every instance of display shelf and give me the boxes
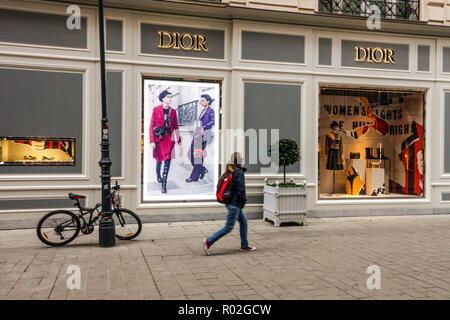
[0,137,75,166]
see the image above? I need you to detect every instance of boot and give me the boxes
[161,159,171,194]
[156,161,162,183]
[199,167,208,180]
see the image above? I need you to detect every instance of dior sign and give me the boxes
[158,31,208,52]
[354,46,395,64]
[141,24,224,59]
[341,40,408,70]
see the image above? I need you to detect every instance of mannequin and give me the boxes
[325,121,344,193]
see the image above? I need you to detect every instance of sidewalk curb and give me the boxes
[0,211,264,230]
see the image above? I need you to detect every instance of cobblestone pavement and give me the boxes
[1,214,450,300]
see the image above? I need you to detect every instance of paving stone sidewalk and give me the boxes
[1,214,450,300]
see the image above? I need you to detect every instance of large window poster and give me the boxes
[318,87,425,199]
[142,79,220,201]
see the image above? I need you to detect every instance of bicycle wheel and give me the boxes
[36,210,81,246]
[114,208,142,240]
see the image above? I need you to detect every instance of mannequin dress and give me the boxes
[325,131,343,170]
[325,131,343,193]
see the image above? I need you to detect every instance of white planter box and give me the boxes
[263,184,307,227]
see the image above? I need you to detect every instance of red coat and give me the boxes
[150,105,180,162]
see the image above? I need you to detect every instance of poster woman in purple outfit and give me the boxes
[186,94,215,182]
[149,90,182,194]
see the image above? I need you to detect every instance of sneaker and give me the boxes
[241,246,256,251]
[202,238,211,255]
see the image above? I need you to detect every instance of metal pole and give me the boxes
[98,0,115,247]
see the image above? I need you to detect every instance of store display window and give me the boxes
[318,86,425,199]
[141,78,220,201]
[0,137,75,166]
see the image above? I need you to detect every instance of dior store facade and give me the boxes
[1,0,450,227]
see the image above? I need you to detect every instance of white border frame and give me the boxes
[440,87,450,178]
[440,190,450,204]
[238,29,307,67]
[416,43,433,74]
[141,79,220,203]
[106,67,126,180]
[134,65,229,210]
[136,77,224,208]
[316,36,334,68]
[237,73,308,180]
[233,19,312,70]
[0,0,92,53]
[105,16,126,54]
[313,77,433,206]
[0,62,91,181]
[439,44,450,75]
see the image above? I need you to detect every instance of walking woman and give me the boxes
[186,94,215,182]
[202,152,256,255]
[149,90,182,194]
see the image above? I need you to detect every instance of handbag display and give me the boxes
[350,152,360,159]
[153,108,171,139]
[153,126,167,138]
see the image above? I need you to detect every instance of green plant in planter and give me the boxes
[268,138,301,186]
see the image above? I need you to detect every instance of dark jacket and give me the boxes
[230,167,247,208]
[193,106,215,144]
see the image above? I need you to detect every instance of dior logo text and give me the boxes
[354,46,395,64]
[158,31,208,52]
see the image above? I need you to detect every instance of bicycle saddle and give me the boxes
[68,193,86,200]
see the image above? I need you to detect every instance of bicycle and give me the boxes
[36,182,142,246]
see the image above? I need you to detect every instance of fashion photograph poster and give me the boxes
[142,79,220,201]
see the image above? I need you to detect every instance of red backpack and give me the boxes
[216,172,233,204]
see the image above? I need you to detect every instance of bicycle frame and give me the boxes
[73,199,103,226]
[111,190,122,210]
[74,187,122,225]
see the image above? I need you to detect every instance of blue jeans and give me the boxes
[208,204,249,248]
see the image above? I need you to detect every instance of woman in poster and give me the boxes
[186,94,215,182]
[149,90,182,194]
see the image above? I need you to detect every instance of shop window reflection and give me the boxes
[318,87,425,199]
[0,137,75,166]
